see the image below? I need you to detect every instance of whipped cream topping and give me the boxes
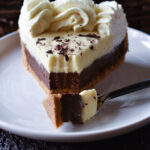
[50,0,96,32]
[95,1,128,44]
[21,0,53,36]
[19,0,127,39]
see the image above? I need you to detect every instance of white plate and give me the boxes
[0,28,150,142]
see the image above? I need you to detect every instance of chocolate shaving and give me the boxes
[76,42,81,46]
[38,38,46,41]
[90,45,94,50]
[82,103,88,108]
[65,39,70,42]
[55,44,69,61]
[36,38,46,45]
[70,49,74,52]
[56,44,61,50]
[56,39,62,42]
[54,36,60,40]
[90,40,95,44]
[79,34,100,39]
[65,55,69,61]
[46,50,53,54]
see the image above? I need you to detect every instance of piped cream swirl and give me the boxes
[19,0,127,40]
[50,0,96,32]
[19,0,53,36]
[95,1,128,44]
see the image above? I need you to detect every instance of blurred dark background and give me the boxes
[0,0,150,36]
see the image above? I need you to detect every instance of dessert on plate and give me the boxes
[18,0,128,94]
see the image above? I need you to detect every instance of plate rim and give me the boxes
[0,27,150,142]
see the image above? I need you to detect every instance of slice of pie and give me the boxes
[19,0,128,94]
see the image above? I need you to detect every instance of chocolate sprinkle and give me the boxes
[79,34,100,39]
[46,50,53,54]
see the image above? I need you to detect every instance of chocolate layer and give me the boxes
[23,36,127,93]
[61,94,83,123]
[43,93,83,128]
[24,48,50,89]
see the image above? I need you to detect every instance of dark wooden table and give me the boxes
[0,0,150,149]
[1,124,150,150]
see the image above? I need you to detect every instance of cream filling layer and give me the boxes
[20,30,126,73]
[80,89,98,123]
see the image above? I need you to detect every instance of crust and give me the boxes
[43,94,63,128]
